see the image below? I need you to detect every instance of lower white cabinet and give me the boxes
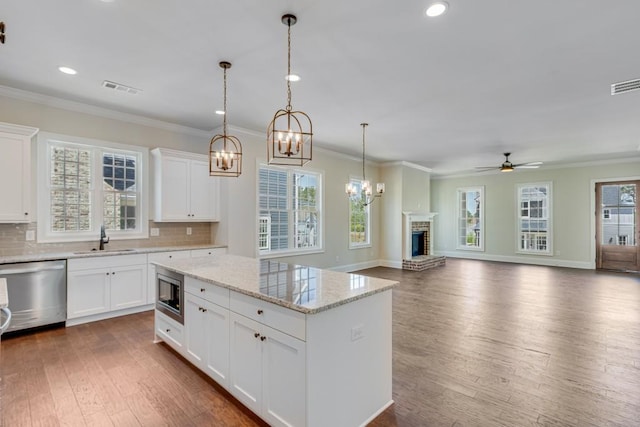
[155,310,184,352]
[229,312,306,427]
[67,254,147,322]
[184,292,230,387]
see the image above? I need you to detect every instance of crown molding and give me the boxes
[0,85,211,138]
[431,155,640,180]
[380,161,433,173]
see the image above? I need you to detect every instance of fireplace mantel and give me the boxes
[402,212,438,260]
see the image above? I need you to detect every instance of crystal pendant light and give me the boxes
[209,61,242,177]
[345,123,385,206]
[267,14,313,166]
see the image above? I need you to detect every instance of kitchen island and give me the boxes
[152,254,397,427]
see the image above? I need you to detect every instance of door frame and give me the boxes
[590,175,640,270]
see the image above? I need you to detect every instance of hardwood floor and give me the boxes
[1,259,639,426]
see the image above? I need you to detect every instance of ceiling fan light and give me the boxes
[426,1,448,17]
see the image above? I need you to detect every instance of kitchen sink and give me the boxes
[73,249,138,255]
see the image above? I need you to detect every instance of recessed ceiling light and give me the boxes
[285,74,300,82]
[58,66,77,75]
[215,110,225,115]
[426,1,449,17]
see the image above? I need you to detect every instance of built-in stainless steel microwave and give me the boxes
[156,267,184,324]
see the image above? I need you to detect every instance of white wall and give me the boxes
[430,160,640,269]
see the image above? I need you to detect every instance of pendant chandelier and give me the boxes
[267,14,313,166]
[345,123,385,206]
[209,61,242,177]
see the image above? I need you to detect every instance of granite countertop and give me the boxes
[0,244,227,264]
[154,254,398,314]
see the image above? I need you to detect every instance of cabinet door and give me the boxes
[262,326,306,427]
[110,264,147,310]
[229,313,263,414]
[203,300,230,387]
[0,131,31,222]
[67,269,110,319]
[160,156,190,220]
[184,293,207,366]
[189,160,218,221]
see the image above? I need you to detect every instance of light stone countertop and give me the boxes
[153,254,398,314]
[0,244,227,265]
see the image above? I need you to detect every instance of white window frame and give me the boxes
[516,182,552,255]
[37,132,148,243]
[257,163,324,258]
[348,176,372,249]
[456,186,484,251]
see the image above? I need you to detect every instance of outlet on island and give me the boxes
[150,228,160,237]
[186,227,192,235]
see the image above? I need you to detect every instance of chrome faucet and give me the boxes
[99,225,109,250]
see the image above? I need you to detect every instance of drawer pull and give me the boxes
[260,336,267,342]
[254,332,260,338]
[257,309,264,315]
[165,328,171,333]
[200,288,206,292]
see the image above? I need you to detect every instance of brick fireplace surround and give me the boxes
[402,212,446,271]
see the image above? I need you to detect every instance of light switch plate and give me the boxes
[186,227,192,235]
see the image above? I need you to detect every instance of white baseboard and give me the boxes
[436,250,594,270]
[66,304,154,327]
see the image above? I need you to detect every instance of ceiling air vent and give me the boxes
[611,78,640,96]
[102,80,142,95]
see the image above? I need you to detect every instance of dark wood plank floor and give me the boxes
[1,259,639,426]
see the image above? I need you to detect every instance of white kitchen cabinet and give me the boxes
[147,250,191,304]
[184,292,230,387]
[155,310,184,352]
[229,310,306,427]
[151,148,220,222]
[0,123,38,223]
[67,254,148,324]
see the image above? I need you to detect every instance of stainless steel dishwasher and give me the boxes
[0,259,66,334]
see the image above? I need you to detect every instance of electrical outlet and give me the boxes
[351,324,364,342]
[150,228,160,237]
[186,227,192,236]
[25,230,35,241]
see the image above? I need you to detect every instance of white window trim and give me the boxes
[456,186,485,252]
[516,181,553,256]
[37,132,149,243]
[256,162,324,258]
[348,175,372,250]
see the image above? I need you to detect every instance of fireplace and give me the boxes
[402,212,445,271]
[412,231,427,257]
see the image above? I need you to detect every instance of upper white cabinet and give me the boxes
[151,148,220,222]
[0,122,38,223]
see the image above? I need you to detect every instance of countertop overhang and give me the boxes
[154,254,397,315]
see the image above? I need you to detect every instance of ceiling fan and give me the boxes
[475,152,542,173]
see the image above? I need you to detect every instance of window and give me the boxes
[517,182,552,255]
[258,165,322,256]
[37,133,148,243]
[456,186,484,251]
[348,179,371,248]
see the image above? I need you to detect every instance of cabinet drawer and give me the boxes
[185,276,229,308]
[230,291,306,341]
[147,250,191,263]
[69,253,148,271]
[155,311,183,350]
[190,247,227,257]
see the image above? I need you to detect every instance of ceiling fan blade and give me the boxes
[515,165,541,169]
[475,166,498,170]
[516,161,543,166]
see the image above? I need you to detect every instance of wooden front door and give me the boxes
[596,181,639,272]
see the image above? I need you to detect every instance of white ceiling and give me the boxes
[2,0,640,174]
